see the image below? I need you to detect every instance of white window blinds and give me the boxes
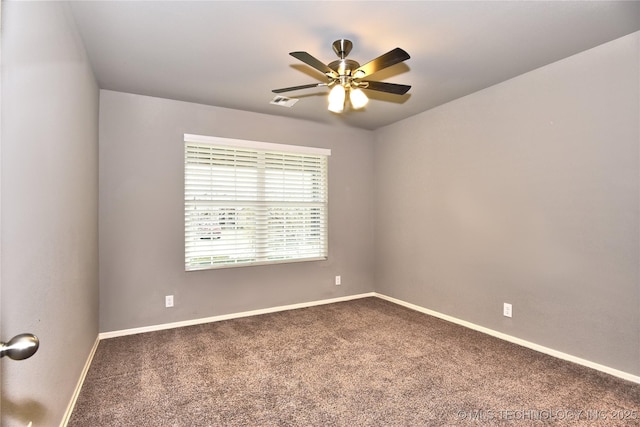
[185,135,330,271]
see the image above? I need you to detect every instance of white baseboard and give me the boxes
[60,336,100,427]
[374,292,640,384]
[99,292,376,340]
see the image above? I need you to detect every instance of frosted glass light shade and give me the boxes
[328,85,345,113]
[349,88,368,109]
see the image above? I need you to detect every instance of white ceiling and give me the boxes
[68,1,640,131]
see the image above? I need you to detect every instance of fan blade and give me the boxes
[361,81,411,95]
[353,48,410,77]
[272,83,327,93]
[290,51,338,78]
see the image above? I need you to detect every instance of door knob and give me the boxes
[0,333,39,360]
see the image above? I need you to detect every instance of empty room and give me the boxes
[1,1,639,425]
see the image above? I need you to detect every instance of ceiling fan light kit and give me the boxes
[273,39,411,113]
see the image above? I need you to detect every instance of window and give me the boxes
[185,134,330,271]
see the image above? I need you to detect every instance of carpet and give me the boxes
[68,297,640,426]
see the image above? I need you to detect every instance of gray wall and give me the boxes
[1,2,99,426]
[374,32,640,375]
[99,91,375,332]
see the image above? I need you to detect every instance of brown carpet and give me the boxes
[68,297,640,426]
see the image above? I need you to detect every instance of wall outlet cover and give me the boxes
[503,302,512,318]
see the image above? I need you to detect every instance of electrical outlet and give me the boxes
[335,275,341,285]
[165,295,174,308]
[503,302,512,318]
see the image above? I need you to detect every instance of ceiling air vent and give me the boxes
[270,96,298,108]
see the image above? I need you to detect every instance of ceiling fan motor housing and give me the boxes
[328,59,361,80]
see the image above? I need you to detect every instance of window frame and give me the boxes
[184,134,331,271]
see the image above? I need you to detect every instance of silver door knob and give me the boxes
[0,333,39,360]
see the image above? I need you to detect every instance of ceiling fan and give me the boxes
[272,39,411,113]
